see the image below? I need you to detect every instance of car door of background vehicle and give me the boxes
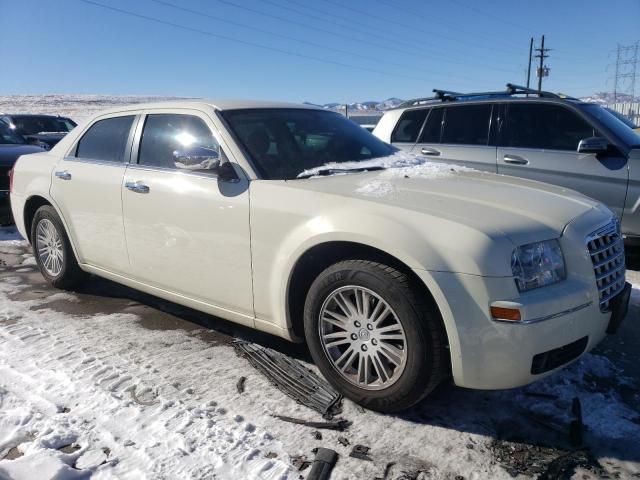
[121,110,254,322]
[497,102,628,219]
[411,104,498,172]
[51,114,137,274]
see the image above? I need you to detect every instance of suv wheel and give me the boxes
[31,205,86,289]
[304,260,447,412]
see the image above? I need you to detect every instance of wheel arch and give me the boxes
[286,241,451,366]
[23,195,81,262]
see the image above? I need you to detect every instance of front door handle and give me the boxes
[503,154,529,165]
[125,181,150,194]
[420,147,441,156]
[54,170,72,180]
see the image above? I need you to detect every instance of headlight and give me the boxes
[511,239,566,292]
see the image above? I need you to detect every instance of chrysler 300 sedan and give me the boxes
[10,100,630,412]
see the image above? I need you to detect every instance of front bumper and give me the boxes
[414,269,617,390]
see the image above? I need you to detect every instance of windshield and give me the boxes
[581,104,640,147]
[605,108,638,129]
[221,108,395,180]
[10,116,76,135]
[0,121,27,145]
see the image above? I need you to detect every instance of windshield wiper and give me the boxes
[297,166,385,179]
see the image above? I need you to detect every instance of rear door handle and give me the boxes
[125,181,150,194]
[420,147,441,156]
[503,154,529,165]
[54,170,72,180]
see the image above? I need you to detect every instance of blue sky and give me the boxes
[1,0,638,103]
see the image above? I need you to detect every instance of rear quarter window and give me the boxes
[75,116,135,162]
[391,109,428,143]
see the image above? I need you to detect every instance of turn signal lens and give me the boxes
[490,306,521,321]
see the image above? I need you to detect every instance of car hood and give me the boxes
[0,144,45,167]
[287,161,607,246]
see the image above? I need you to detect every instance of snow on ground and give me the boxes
[0,237,639,479]
[0,95,192,124]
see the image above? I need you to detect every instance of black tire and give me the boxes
[304,260,447,412]
[31,205,86,289]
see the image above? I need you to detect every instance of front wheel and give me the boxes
[31,205,86,289]
[304,260,447,412]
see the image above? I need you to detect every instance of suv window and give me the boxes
[418,108,443,143]
[138,114,220,171]
[76,116,135,162]
[391,109,427,143]
[504,104,595,151]
[441,104,492,145]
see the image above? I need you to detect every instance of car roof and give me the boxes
[1,113,73,119]
[88,99,324,117]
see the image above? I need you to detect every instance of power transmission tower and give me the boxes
[612,42,639,103]
[534,35,551,92]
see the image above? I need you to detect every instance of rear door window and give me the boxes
[418,108,443,143]
[503,103,595,150]
[391,109,428,143]
[75,116,135,162]
[441,104,492,145]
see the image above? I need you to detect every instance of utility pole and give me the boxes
[534,35,551,92]
[526,37,534,89]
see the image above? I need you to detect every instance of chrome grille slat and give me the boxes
[586,219,625,312]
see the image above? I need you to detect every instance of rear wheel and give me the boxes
[31,205,86,289]
[304,260,447,412]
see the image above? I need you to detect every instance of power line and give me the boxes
[321,0,522,57]
[204,0,429,62]
[77,0,454,84]
[270,0,519,73]
[373,0,525,54]
[149,0,475,79]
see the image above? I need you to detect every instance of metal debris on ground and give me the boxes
[290,454,312,471]
[337,436,350,447]
[233,341,343,418]
[272,414,352,431]
[307,447,338,480]
[523,391,559,400]
[311,430,323,440]
[569,397,583,447]
[236,376,246,394]
[349,444,373,461]
[264,452,278,459]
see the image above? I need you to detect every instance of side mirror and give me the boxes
[173,146,220,171]
[577,137,608,154]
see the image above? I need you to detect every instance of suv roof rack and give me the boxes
[399,83,569,107]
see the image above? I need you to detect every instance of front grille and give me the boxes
[531,336,588,374]
[0,166,10,191]
[586,219,625,312]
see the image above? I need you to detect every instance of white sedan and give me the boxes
[10,100,630,412]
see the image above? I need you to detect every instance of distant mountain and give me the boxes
[578,92,639,105]
[306,92,640,114]
[305,98,405,113]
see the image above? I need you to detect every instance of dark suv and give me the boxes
[373,84,640,241]
[1,114,77,149]
[0,120,45,224]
